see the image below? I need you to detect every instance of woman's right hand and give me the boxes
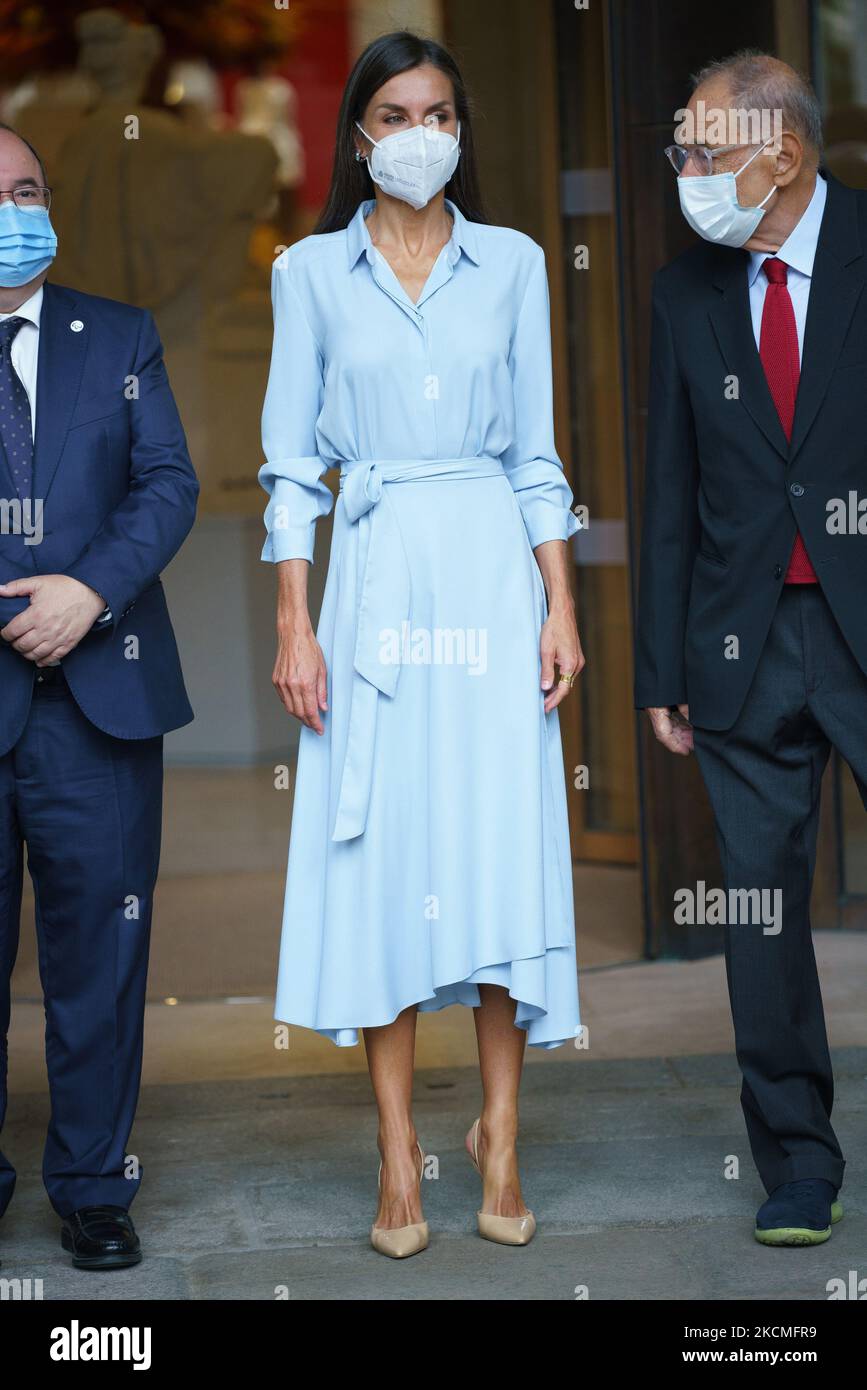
[273,618,329,734]
[273,559,328,734]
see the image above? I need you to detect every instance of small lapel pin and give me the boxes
[70,320,84,332]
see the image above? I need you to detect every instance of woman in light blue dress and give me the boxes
[259,32,583,1258]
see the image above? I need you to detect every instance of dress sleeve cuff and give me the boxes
[522,497,582,551]
[261,523,315,564]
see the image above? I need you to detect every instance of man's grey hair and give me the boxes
[691,50,823,161]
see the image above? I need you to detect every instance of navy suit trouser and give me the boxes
[0,666,162,1218]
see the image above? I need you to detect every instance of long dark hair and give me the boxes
[314,31,489,233]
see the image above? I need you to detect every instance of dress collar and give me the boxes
[346,198,481,270]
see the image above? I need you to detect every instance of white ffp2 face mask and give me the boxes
[356,120,461,211]
[677,140,777,248]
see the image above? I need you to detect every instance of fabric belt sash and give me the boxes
[332,456,504,842]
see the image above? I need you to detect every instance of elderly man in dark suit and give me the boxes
[635,53,866,1246]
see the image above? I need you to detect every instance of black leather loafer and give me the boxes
[60,1205,142,1269]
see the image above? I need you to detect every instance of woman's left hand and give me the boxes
[540,604,584,713]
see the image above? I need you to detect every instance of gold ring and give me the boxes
[559,672,575,688]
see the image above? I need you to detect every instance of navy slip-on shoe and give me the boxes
[754,1179,843,1247]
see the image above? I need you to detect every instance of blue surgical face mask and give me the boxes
[0,201,57,288]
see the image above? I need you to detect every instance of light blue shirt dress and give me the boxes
[260,199,582,1048]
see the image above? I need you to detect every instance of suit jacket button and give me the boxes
[774,564,782,579]
[790,482,805,497]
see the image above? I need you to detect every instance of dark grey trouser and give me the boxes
[693,585,866,1194]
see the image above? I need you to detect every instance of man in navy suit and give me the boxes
[0,125,197,1267]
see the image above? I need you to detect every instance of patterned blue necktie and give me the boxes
[0,316,34,501]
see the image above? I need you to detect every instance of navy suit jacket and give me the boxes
[0,281,198,752]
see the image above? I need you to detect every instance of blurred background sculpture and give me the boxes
[0,0,303,513]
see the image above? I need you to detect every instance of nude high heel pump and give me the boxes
[370,1140,429,1259]
[469,1117,536,1246]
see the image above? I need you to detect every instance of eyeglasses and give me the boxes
[664,143,758,177]
[0,186,52,210]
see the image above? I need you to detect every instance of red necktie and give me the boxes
[759,257,817,583]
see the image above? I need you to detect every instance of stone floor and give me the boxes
[2,1049,864,1301]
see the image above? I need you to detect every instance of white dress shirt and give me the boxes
[0,282,110,660]
[0,282,42,436]
[747,173,828,363]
